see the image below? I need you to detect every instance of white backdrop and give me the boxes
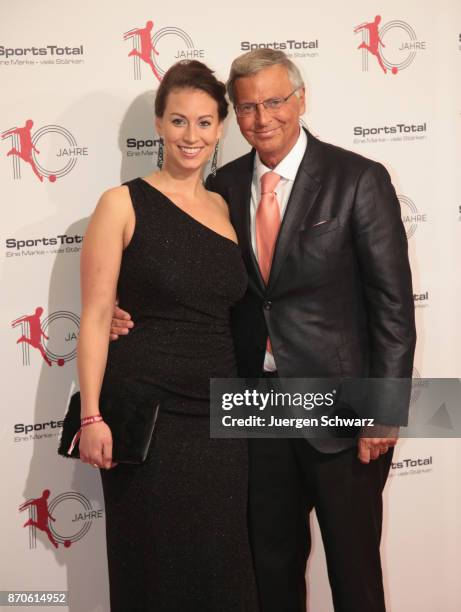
[1,0,460,610]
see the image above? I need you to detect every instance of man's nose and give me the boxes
[254,103,271,125]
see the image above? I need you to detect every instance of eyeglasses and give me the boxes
[234,88,300,117]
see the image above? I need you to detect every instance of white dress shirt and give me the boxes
[250,127,308,371]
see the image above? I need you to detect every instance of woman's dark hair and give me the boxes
[154,60,228,121]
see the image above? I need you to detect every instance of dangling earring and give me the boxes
[211,140,219,177]
[157,137,164,169]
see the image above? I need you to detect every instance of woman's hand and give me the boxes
[79,421,118,469]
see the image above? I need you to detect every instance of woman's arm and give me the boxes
[77,186,133,468]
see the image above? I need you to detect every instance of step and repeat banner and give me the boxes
[1,0,460,610]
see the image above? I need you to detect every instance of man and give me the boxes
[112,50,416,612]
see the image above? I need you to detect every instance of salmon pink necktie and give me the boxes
[256,171,281,355]
[256,171,281,284]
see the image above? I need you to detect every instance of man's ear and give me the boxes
[298,87,307,116]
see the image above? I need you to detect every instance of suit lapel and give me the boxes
[267,134,323,291]
[228,152,266,294]
[227,131,325,294]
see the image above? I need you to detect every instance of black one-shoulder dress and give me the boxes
[99,178,258,611]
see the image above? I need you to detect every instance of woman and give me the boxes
[77,61,258,611]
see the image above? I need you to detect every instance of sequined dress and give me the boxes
[99,178,258,612]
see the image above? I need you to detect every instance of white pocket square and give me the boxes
[311,219,332,227]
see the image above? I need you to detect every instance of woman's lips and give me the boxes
[178,145,204,158]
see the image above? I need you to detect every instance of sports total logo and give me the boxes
[11,307,79,367]
[123,19,205,81]
[390,456,433,475]
[19,489,102,550]
[353,122,427,145]
[398,195,427,239]
[354,15,426,75]
[1,119,87,182]
[413,290,429,309]
[240,39,319,60]
[126,136,161,158]
[5,233,83,259]
[0,44,84,66]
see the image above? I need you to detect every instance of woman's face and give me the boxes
[156,87,222,174]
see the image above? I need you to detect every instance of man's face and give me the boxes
[233,64,305,167]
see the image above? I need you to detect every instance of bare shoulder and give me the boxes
[91,185,132,223]
[84,186,133,242]
[96,185,131,211]
[207,189,230,219]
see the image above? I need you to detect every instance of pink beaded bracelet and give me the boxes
[67,415,104,455]
[81,414,103,427]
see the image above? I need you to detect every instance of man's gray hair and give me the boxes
[227,49,305,104]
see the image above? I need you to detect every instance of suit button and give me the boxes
[263,300,272,310]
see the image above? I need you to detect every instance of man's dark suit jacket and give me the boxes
[207,129,416,451]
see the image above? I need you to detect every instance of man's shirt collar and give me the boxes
[254,127,308,184]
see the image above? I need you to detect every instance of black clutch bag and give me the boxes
[58,381,160,464]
